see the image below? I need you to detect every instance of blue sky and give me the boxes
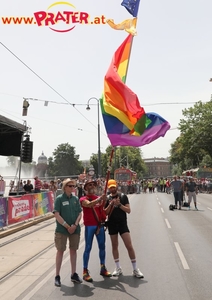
[0,0,212,167]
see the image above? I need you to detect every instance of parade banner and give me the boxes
[33,191,54,216]
[8,194,34,225]
[0,197,7,228]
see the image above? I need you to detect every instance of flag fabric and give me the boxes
[106,18,137,36]
[101,34,170,147]
[121,0,141,17]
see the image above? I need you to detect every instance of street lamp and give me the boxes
[86,97,101,178]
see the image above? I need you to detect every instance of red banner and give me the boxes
[8,194,34,225]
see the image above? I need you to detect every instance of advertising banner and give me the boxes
[8,194,34,225]
[0,197,7,228]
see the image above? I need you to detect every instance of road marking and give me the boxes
[22,241,85,300]
[207,207,212,211]
[161,208,164,213]
[174,242,190,270]
[158,201,161,205]
[165,218,171,228]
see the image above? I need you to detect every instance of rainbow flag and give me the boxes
[101,34,170,147]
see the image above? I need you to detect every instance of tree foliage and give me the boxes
[47,143,83,177]
[169,100,212,169]
[89,145,147,178]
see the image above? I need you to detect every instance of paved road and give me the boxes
[1,192,212,300]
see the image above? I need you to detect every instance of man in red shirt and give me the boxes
[80,179,111,282]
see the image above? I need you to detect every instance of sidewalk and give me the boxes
[0,213,55,239]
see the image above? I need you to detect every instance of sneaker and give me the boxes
[71,272,82,284]
[55,275,61,287]
[179,207,181,210]
[133,268,144,278]
[112,267,123,276]
[100,265,112,277]
[83,269,93,282]
[195,207,198,210]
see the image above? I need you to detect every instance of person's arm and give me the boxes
[74,211,82,226]
[114,194,131,214]
[81,194,106,208]
[54,211,76,234]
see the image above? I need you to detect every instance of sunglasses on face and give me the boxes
[66,185,75,188]
[88,183,95,187]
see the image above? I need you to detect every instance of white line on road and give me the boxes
[165,218,171,228]
[22,241,85,300]
[161,208,164,213]
[174,242,190,270]
[158,201,161,205]
[207,207,212,211]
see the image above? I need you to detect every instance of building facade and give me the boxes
[143,157,172,178]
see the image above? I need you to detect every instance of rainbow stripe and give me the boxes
[101,34,170,147]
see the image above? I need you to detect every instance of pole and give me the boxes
[97,100,101,178]
[86,97,101,178]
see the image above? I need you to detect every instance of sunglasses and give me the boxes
[66,185,75,188]
[88,183,95,187]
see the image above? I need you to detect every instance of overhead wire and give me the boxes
[0,41,102,132]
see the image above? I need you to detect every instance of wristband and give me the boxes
[62,221,67,226]
[74,224,78,227]
[117,204,122,208]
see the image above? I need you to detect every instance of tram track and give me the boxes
[0,220,55,248]
[0,220,84,284]
[0,242,55,282]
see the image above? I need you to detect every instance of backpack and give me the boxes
[169,204,175,210]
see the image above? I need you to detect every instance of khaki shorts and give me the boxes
[54,232,80,251]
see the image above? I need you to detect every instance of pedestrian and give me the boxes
[34,176,42,193]
[80,179,111,282]
[171,175,183,209]
[104,179,144,278]
[49,180,57,199]
[186,177,198,210]
[23,180,33,193]
[53,178,82,286]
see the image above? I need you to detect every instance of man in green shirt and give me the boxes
[53,178,82,286]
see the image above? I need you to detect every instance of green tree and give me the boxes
[170,100,212,168]
[47,143,83,177]
[199,154,212,168]
[104,145,146,179]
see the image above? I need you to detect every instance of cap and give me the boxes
[84,179,97,191]
[108,179,117,189]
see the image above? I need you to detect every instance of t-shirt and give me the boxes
[186,181,197,192]
[171,180,182,192]
[80,194,105,226]
[53,193,82,235]
[105,193,129,224]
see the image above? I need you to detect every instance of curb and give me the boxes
[0,214,55,239]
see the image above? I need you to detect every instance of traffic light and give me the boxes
[21,139,33,163]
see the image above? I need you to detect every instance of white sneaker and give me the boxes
[112,267,123,276]
[133,268,144,278]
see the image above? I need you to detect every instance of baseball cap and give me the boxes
[108,179,117,188]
